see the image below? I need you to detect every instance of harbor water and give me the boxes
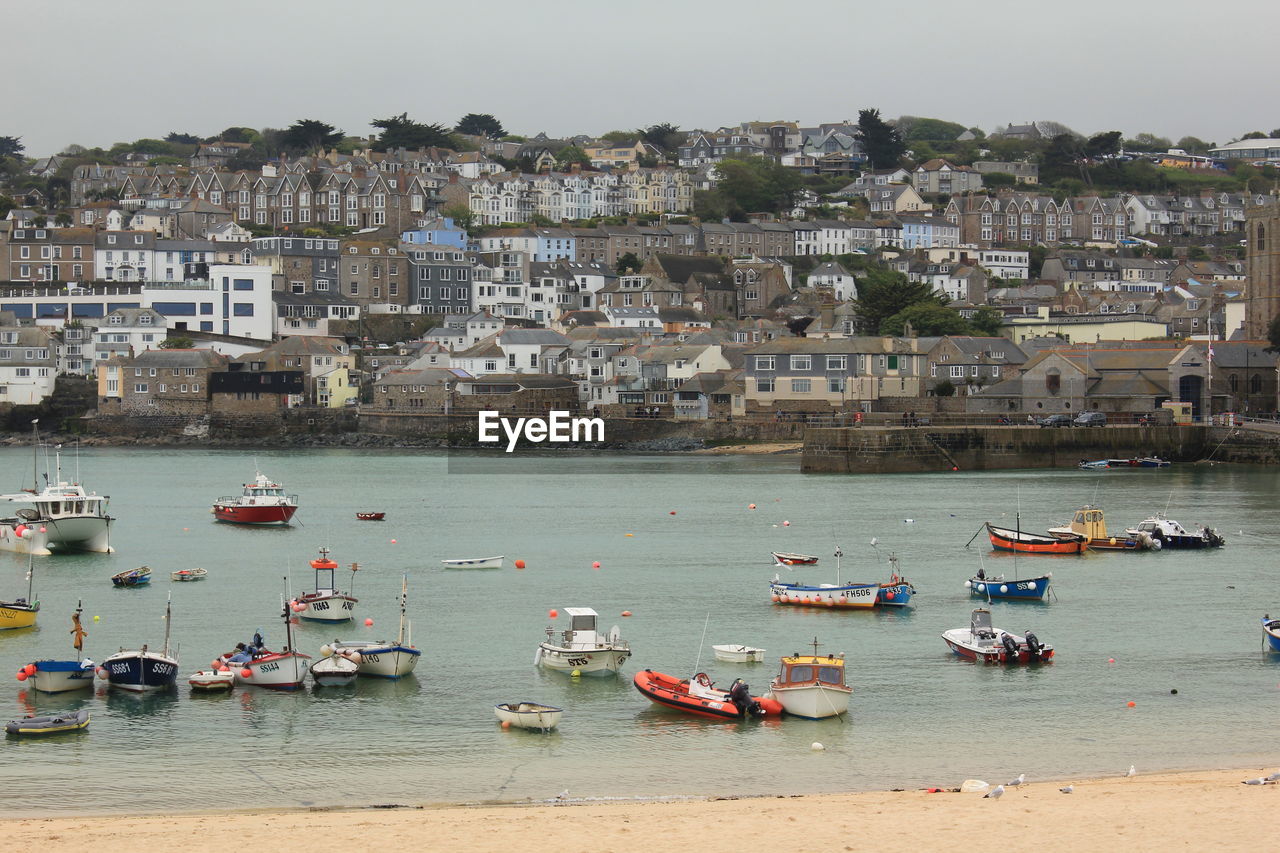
[0,448,1276,815]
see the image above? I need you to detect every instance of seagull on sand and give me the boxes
[554,789,569,801]
[1125,765,1137,778]
[1266,771,1280,782]
[983,785,1005,799]
[1059,785,1074,794]
[1243,778,1267,786]
[1007,773,1026,787]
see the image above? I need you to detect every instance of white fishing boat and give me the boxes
[494,702,563,731]
[101,596,179,692]
[0,425,113,556]
[224,596,311,690]
[440,555,505,570]
[328,576,420,679]
[712,644,766,663]
[535,607,631,676]
[766,639,853,719]
[310,651,359,687]
[171,568,207,582]
[292,547,358,622]
[23,602,94,693]
[187,669,234,690]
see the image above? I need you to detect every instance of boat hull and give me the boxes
[770,580,879,608]
[234,652,311,690]
[188,670,234,690]
[494,702,563,730]
[968,576,1050,601]
[212,503,297,525]
[32,660,95,693]
[712,645,765,663]
[768,683,852,719]
[298,593,357,622]
[877,581,915,606]
[771,552,819,566]
[1264,619,1280,653]
[102,650,180,692]
[441,556,504,570]
[633,670,749,720]
[0,604,38,630]
[0,516,113,556]
[5,709,90,736]
[536,644,631,675]
[330,642,420,679]
[987,523,1085,554]
[941,629,1053,665]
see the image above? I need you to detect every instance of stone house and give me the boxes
[97,348,228,415]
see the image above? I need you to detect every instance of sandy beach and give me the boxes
[6,767,1276,853]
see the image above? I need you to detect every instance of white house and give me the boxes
[0,326,58,404]
[977,249,1030,280]
[808,261,858,301]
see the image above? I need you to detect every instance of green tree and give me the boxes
[640,122,684,153]
[455,113,506,139]
[983,171,1017,188]
[599,130,636,145]
[1240,130,1268,140]
[555,145,590,170]
[280,119,344,154]
[440,202,474,232]
[1175,136,1210,155]
[969,306,1005,336]
[704,155,801,219]
[1124,132,1171,152]
[898,116,966,143]
[1267,314,1280,354]
[1084,130,1122,160]
[165,132,201,145]
[371,113,453,151]
[159,336,194,349]
[616,252,642,274]
[856,109,906,169]
[211,127,258,144]
[879,302,973,336]
[933,379,956,397]
[852,266,944,334]
[0,136,26,158]
[54,212,72,228]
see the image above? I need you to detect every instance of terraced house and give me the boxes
[744,337,931,414]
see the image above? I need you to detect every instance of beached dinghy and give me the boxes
[494,702,563,731]
[5,708,90,736]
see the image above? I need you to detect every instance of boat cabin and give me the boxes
[775,654,847,690]
[1064,506,1110,540]
[309,548,340,594]
[970,609,998,645]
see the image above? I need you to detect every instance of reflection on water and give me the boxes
[1,450,1278,814]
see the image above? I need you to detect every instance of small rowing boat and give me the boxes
[111,567,151,587]
[771,551,818,566]
[171,567,207,582]
[441,555,504,570]
[355,512,385,521]
[712,644,765,663]
[494,702,563,731]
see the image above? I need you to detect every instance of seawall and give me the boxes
[801,425,1219,474]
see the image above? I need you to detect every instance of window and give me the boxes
[135,384,148,393]
[756,377,774,392]
[827,377,845,393]
[826,355,847,370]
[755,356,775,370]
[949,365,965,378]
[790,355,811,370]
[790,379,811,393]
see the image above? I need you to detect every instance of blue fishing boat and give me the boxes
[1264,616,1280,653]
[111,566,151,587]
[876,553,916,607]
[967,570,1051,601]
[100,597,178,692]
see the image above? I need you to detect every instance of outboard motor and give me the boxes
[1001,633,1020,660]
[728,679,752,715]
[1025,632,1042,661]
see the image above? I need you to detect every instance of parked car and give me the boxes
[1037,414,1073,428]
[1074,411,1107,427]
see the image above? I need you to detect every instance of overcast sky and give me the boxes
[5,0,1275,156]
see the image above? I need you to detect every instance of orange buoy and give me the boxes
[748,504,757,510]
[548,608,558,619]
[240,668,252,678]
[1127,701,1136,708]
[591,561,601,569]
[514,559,526,569]
[364,618,374,627]
[501,720,511,729]
[621,610,632,617]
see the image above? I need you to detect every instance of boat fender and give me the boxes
[1001,634,1019,660]
[1025,632,1042,660]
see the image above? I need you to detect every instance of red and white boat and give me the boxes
[942,608,1054,665]
[212,471,298,526]
[223,600,311,690]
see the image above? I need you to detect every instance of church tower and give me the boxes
[1245,198,1280,339]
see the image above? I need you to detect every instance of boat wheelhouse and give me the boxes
[768,641,852,719]
[536,607,631,676]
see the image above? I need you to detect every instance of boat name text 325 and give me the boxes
[477,410,605,452]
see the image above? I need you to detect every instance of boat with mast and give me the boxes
[100,596,180,692]
[0,552,39,630]
[22,601,95,692]
[226,582,312,690]
[291,547,358,622]
[0,421,113,556]
[329,575,421,679]
[769,547,882,609]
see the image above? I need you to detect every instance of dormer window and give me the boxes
[140,315,152,325]
[109,315,122,325]
[135,235,143,244]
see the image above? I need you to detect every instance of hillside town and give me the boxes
[1,113,1279,431]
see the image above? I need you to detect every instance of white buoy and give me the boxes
[964,580,972,588]
[810,742,825,751]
